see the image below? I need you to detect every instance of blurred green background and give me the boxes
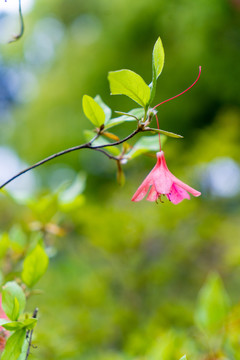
[0,0,240,359]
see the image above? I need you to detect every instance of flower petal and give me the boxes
[172,176,201,197]
[146,185,159,202]
[167,183,190,204]
[131,175,152,202]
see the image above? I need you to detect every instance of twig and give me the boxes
[8,0,24,43]
[25,308,38,360]
[0,128,145,190]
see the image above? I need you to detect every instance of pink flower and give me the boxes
[131,151,201,204]
[0,294,9,352]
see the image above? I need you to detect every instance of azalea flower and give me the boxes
[131,151,201,204]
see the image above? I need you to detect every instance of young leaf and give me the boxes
[150,37,165,103]
[126,135,166,159]
[105,108,145,130]
[82,95,105,127]
[2,282,26,321]
[1,329,26,360]
[179,356,187,360]
[145,127,183,138]
[108,69,150,107]
[153,36,165,80]
[194,272,230,334]
[22,244,49,288]
[0,321,23,331]
[0,318,37,331]
[94,95,112,124]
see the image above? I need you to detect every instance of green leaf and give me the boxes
[150,37,165,103]
[94,95,112,124]
[126,135,166,159]
[105,108,145,130]
[153,36,165,79]
[22,244,49,288]
[17,339,28,360]
[1,329,26,360]
[21,317,37,330]
[179,356,187,360]
[0,233,9,259]
[2,282,26,321]
[0,321,23,331]
[84,130,121,156]
[0,318,37,331]
[146,128,183,138]
[108,70,150,107]
[12,297,20,321]
[82,95,105,127]
[194,272,230,334]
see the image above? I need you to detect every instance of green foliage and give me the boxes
[150,37,165,103]
[108,70,150,107]
[148,128,183,139]
[1,282,26,321]
[0,0,239,358]
[126,135,166,159]
[194,272,230,335]
[105,108,145,130]
[0,318,37,331]
[1,329,26,360]
[153,37,165,80]
[94,96,112,125]
[22,244,49,288]
[82,95,105,127]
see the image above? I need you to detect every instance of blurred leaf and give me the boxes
[126,134,166,159]
[146,128,183,138]
[58,173,86,204]
[2,282,26,321]
[102,132,120,141]
[82,95,105,127]
[27,194,59,223]
[22,244,49,288]
[116,162,125,186]
[0,318,37,331]
[105,108,144,130]
[17,339,28,360]
[147,332,175,360]
[1,329,26,360]
[84,130,121,156]
[0,233,9,259]
[195,272,230,334]
[108,70,150,107]
[179,356,187,360]
[9,226,27,252]
[94,95,112,124]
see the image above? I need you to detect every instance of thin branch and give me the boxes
[8,0,24,43]
[25,308,38,360]
[0,129,145,190]
[93,148,119,160]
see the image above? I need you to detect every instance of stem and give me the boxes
[155,113,161,151]
[9,0,24,43]
[0,129,145,190]
[153,66,201,110]
[25,308,38,360]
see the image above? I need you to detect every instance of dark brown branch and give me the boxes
[25,308,38,360]
[0,128,145,190]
